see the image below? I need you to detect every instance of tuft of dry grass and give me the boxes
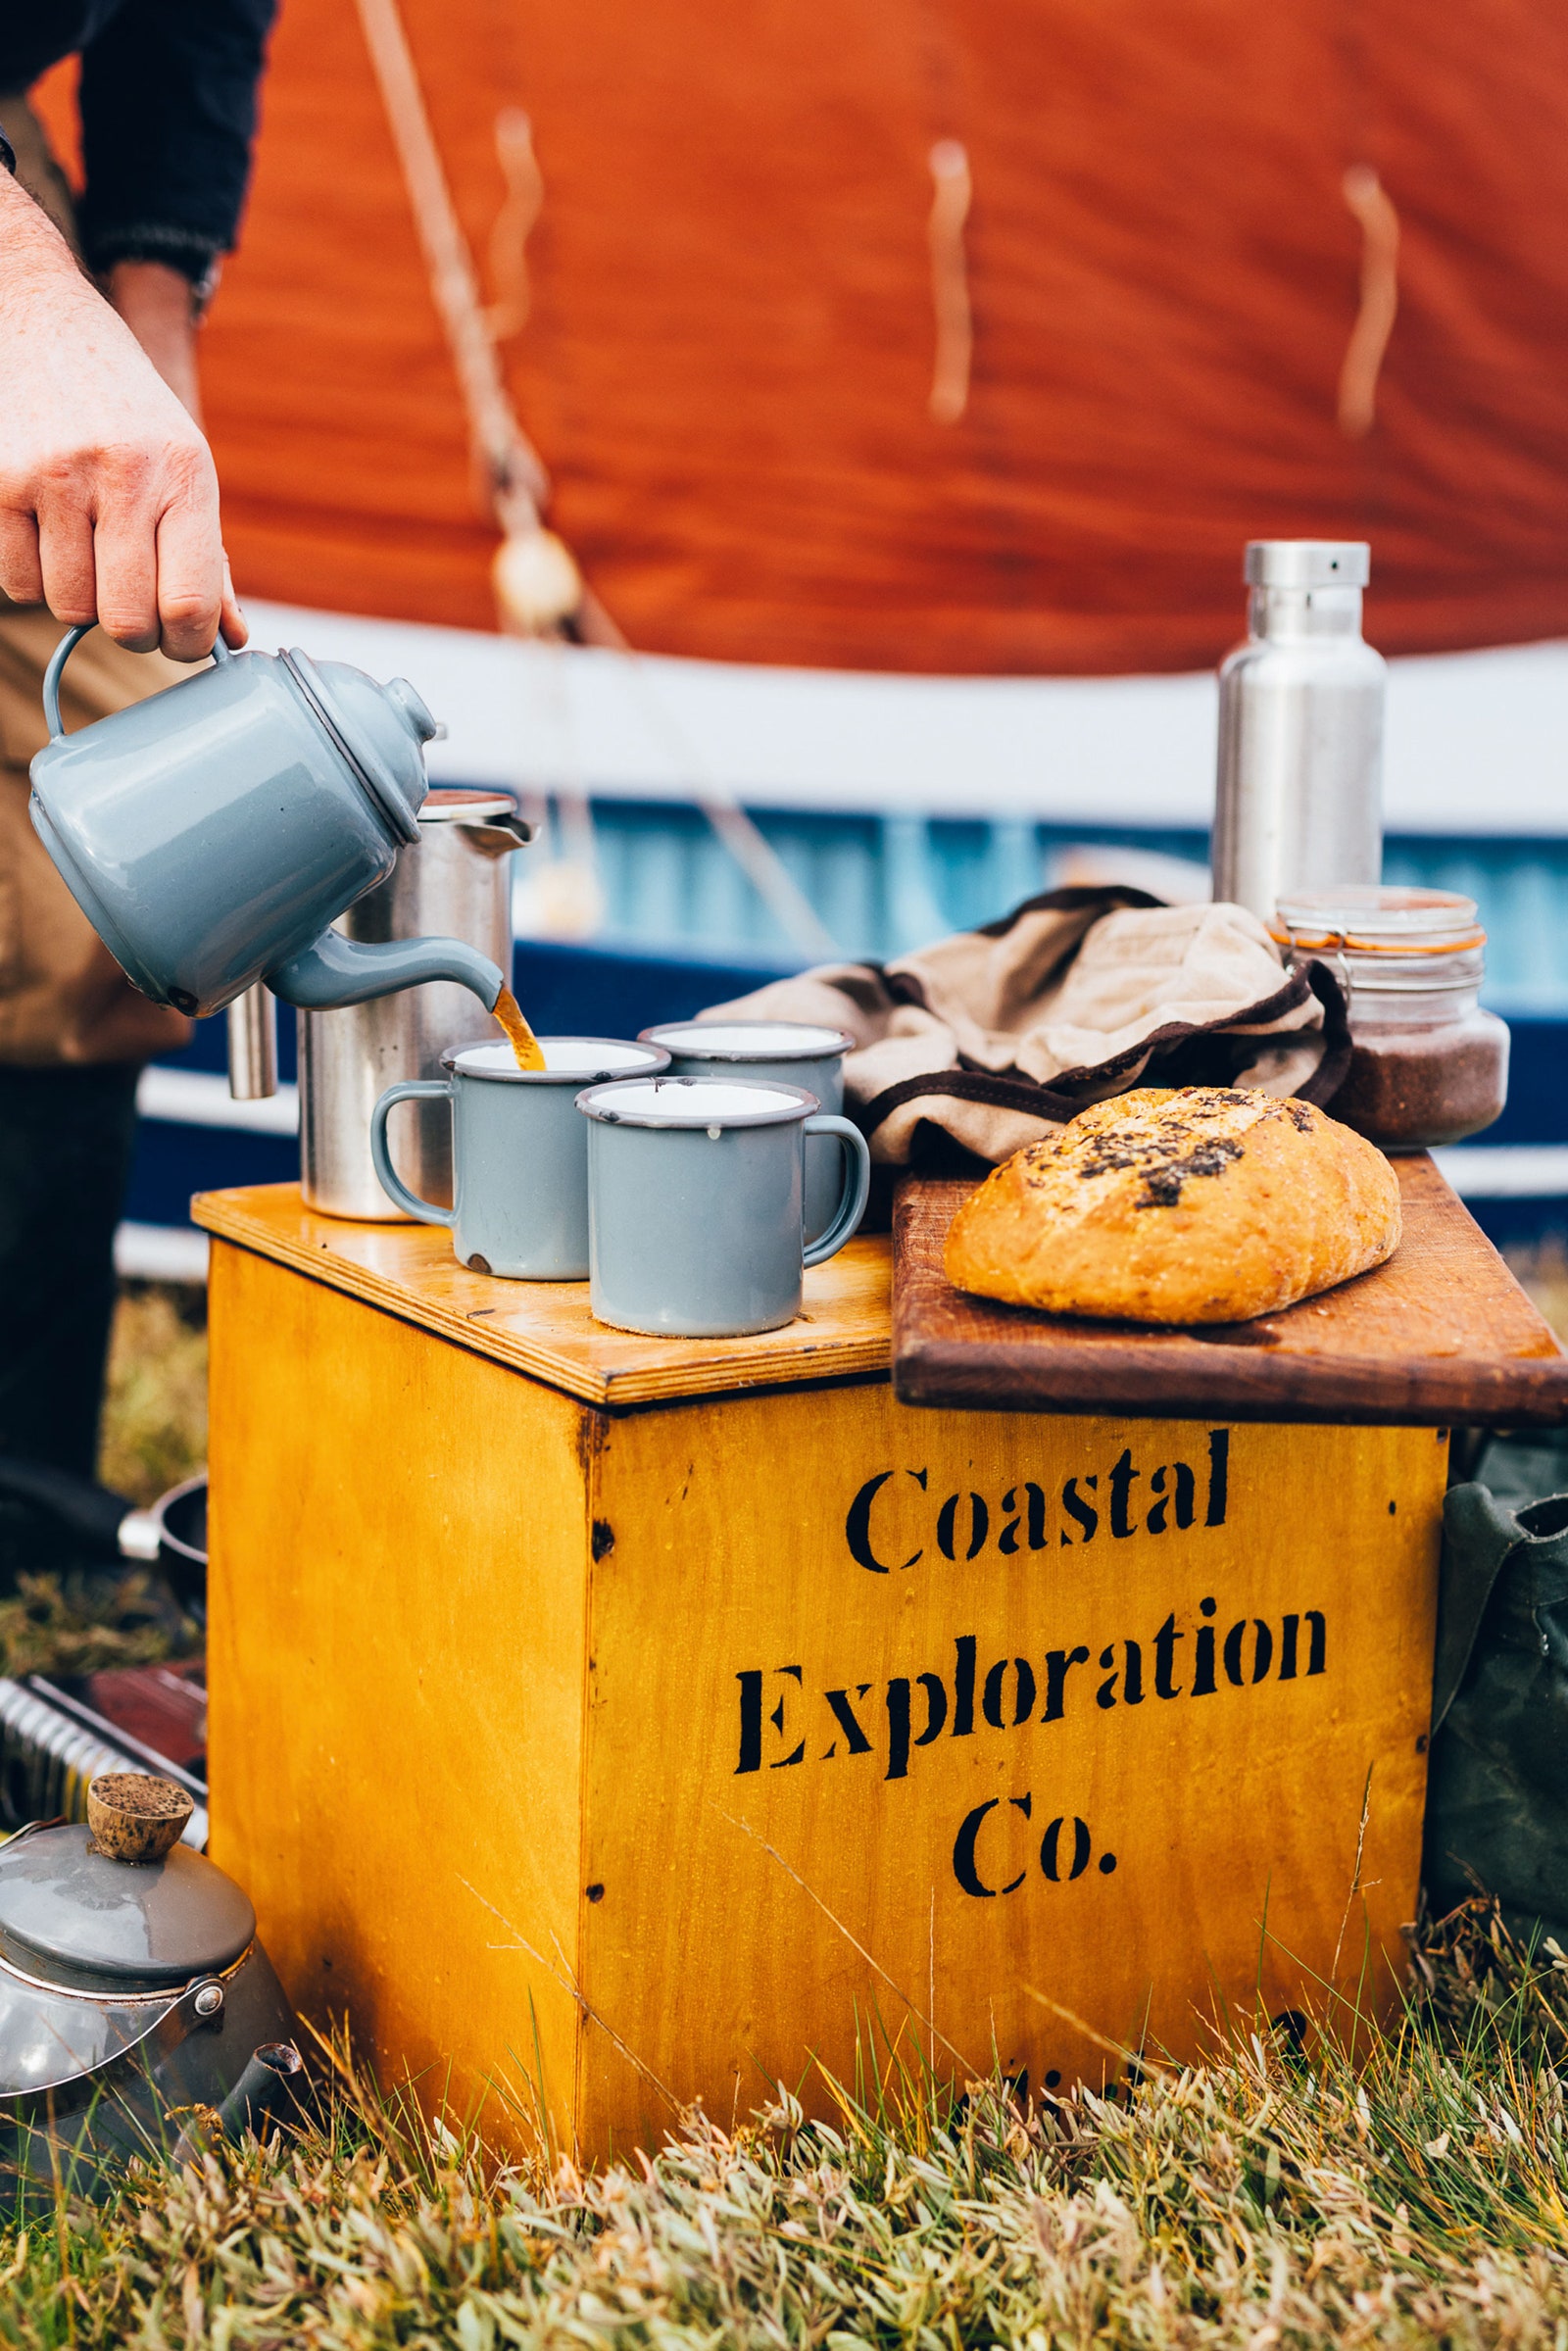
[0,1911,1567,2346]
[98,1281,207,1508]
[0,1567,185,1679]
[0,1275,206,1662]
[1509,1235,1568,1348]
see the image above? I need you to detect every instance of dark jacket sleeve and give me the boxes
[75,0,276,282]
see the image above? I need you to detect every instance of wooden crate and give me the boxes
[199,1186,1446,2157]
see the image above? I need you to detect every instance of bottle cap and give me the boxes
[1245,541,1370,589]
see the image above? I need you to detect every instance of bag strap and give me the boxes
[1294,959,1353,1107]
[856,961,1320,1147]
[1432,1482,1525,1732]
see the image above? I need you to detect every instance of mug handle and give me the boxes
[370,1079,456,1226]
[42,620,231,741]
[802,1114,871,1267]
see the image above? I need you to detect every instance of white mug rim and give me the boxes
[443,1036,670,1085]
[637,1020,855,1061]
[577,1074,821,1128]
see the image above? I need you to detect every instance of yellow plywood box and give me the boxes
[200,1189,1444,2158]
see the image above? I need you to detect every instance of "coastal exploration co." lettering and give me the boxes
[735,1596,1326,1781]
[951,1796,1115,1899]
[844,1431,1231,1573]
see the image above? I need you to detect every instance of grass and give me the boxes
[99,1282,208,1508]
[0,1566,184,1680]
[0,1910,1567,2346]
[1510,1236,1568,1351]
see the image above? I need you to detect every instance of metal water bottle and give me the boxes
[1211,541,1385,920]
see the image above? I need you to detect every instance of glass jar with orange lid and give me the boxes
[1271,886,1509,1150]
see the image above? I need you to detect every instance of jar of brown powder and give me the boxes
[1272,887,1509,1151]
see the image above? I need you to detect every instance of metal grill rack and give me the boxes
[0,1677,208,1851]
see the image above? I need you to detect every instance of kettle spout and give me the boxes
[267,929,504,1012]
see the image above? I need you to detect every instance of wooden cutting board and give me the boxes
[893,1153,1568,1424]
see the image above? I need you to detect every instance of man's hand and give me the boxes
[0,174,245,661]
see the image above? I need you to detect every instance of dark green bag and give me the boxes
[1425,1432,1568,1943]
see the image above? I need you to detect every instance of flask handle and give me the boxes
[42,620,231,742]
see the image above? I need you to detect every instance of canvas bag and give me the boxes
[1424,1438,1568,1945]
[709,888,1350,1164]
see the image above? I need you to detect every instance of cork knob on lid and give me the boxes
[87,1773,194,1864]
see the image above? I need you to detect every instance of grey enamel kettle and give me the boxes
[0,1773,305,2202]
[28,624,508,1021]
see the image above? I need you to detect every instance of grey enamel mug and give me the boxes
[369,1038,669,1278]
[577,1075,872,1338]
[638,1020,858,1245]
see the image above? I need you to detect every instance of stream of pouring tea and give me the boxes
[493,985,547,1071]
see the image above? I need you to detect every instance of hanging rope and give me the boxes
[354,0,549,526]
[353,0,623,639]
[613,660,838,955]
[484,107,545,343]
[355,0,836,952]
[927,138,973,424]
[1338,165,1399,440]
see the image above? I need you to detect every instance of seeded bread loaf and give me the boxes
[943,1087,1401,1324]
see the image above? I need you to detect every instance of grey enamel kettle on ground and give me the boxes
[0,1773,305,2203]
[28,624,509,1021]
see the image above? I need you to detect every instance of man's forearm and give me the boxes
[0,177,202,424]
[107,261,203,424]
[0,168,140,421]
[0,163,85,304]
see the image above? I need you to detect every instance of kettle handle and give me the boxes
[43,620,231,741]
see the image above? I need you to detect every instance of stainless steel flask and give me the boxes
[1211,541,1386,920]
[300,790,531,1219]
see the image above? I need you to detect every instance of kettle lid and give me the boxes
[283,649,439,848]
[418,787,517,825]
[0,1787,255,1986]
